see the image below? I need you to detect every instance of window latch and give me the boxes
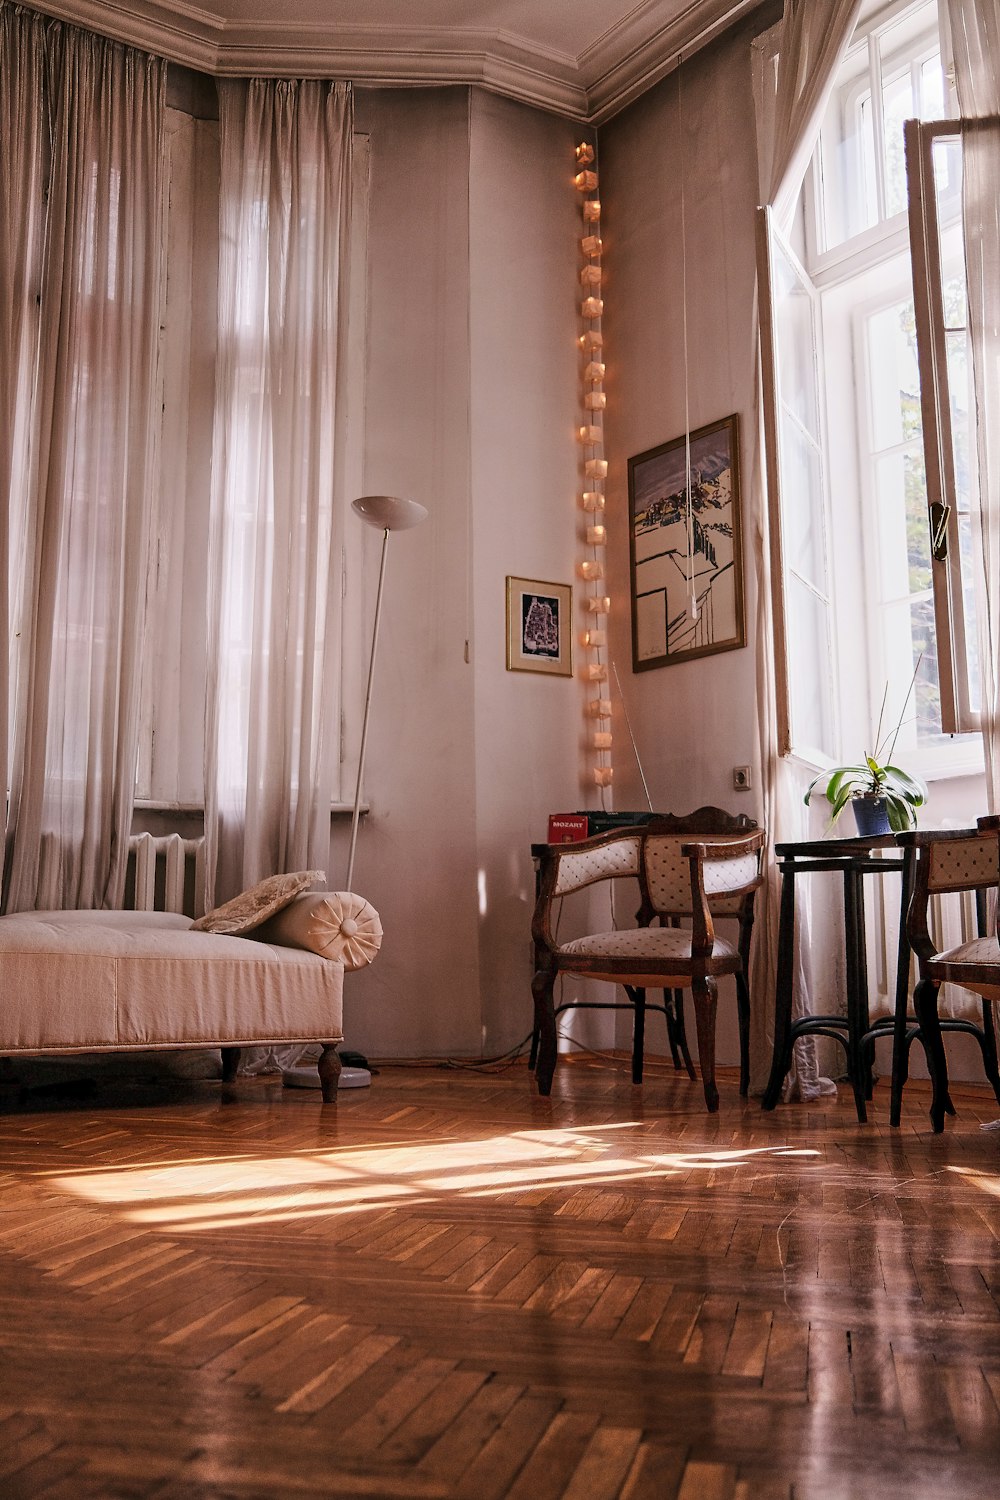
[929,501,950,562]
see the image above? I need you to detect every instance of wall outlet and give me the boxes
[733,765,752,791]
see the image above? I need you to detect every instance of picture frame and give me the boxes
[628,413,746,672]
[506,576,572,676]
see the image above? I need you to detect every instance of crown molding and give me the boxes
[26,0,764,122]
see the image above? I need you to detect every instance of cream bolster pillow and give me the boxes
[254,891,383,970]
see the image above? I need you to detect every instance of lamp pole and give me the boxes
[346,495,428,891]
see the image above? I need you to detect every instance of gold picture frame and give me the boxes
[505,576,573,676]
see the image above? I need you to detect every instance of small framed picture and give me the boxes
[628,412,746,671]
[506,576,572,676]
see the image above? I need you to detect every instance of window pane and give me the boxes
[780,421,827,587]
[818,45,878,249]
[773,241,820,440]
[881,66,915,219]
[786,575,835,754]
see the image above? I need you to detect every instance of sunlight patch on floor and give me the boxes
[47,1128,821,1232]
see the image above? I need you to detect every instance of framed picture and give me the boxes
[506,576,572,676]
[628,413,746,671]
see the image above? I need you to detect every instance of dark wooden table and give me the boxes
[761,834,913,1124]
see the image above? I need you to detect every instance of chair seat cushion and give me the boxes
[557,926,738,986]
[930,934,1000,1002]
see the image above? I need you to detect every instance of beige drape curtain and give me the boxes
[204,79,353,904]
[748,0,862,1094]
[947,0,1000,812]
[0,5,165,911]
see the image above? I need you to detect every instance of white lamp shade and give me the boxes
[352,495,428,531]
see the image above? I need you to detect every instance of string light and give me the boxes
[575,138,611,802]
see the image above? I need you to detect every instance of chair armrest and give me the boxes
[680,832,765,957]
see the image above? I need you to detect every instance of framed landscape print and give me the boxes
[506,577,572,676]
[628,413,745,671]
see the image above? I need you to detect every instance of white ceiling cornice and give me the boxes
[27,0,764,122]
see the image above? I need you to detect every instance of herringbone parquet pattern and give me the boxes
[2,1056,1000,1497]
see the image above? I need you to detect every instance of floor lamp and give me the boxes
[284,494,428,1094]
[346,494,429,891]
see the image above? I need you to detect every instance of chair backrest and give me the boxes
[900,824,1000,965]
[638,807,761,919]
[641,834,761,917]
[551,834,642,897]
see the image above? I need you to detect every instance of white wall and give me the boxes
[600,25,764,1063]
[338,87,600,1061]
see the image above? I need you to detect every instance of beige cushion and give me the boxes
[254,891,383,970]
[557,926,738,983]
[191,870,324,935]
[0,910,344,1054]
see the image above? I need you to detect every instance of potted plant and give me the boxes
[804,672,928,836]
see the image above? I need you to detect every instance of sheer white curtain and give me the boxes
[749,0,861,1094]
[947,0,1000,812]
[204,79,353,904]
[0,7,165,911]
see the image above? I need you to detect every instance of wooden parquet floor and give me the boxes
[2,1056,1000,1499]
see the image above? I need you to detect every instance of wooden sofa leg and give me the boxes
[221,1047,241,1083]
[318,1045,342,1102]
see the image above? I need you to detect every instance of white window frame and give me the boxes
[905,113,980,736]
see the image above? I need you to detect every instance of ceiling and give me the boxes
[36,0,764,121]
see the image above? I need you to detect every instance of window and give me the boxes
[761,0,981,777]
[135,109,369,809]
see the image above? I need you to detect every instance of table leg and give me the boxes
[762,862,795,1111]
[843,868,868,1124]
[890,850,914,1127]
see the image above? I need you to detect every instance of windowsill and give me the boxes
[133,800,368,816]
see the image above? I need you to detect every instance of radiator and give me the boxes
[126,833,205,917]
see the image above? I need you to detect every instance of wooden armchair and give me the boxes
[897,819,1000,1133]
[530,810,764,1112]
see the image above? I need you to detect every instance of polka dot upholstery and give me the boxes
[558,925,739,985]
[932,935,1000,1003]
[643,837,759,915]
[928,835,1000,892]
[553,836,642,896]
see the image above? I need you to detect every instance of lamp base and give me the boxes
[282,1064,371,1090]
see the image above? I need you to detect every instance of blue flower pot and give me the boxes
[852,796,891,837]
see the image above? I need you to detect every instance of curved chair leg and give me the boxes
[532,968,558,1096]
[669,990,697,1081]
[735,971,751,1098]
[626,986,646,1084]
[914,976,949,1133]
[980,999,1000,1107]
[663,989,683,1070]
[692,976,719,1113]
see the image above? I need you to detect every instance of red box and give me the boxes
[547,813,589,844]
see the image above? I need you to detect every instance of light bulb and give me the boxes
[593,766,614,787]
[585,595,611,614]
[574,170,598,192]
[580,265,602,287]
[585,663,608,682]
[583,199,601,221]
[579,331,604,351]
[577,425,602,444]
[581,236,603,257]
[582,491,605,511]
[585,459,608,479]
[584,361,606,382]
[586,697,612,719]
[579,559,604,580]
[581,297,604,318]
[575,142,595,165]
[592,731,613,750]
[582,628,607,648]
[586,525,607,546]
[584,390,606,410]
